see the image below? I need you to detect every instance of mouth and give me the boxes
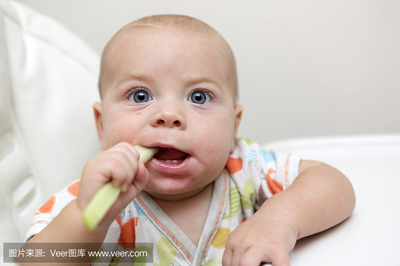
[153,147,189,164]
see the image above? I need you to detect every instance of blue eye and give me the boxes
[129,89,152,103]
[188,90,211,104]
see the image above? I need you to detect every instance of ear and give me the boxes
[93,102,107,150]
[231,104,243,152]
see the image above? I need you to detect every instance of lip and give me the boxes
[149,155,191,175]
[147,142,186,152]
[142,142,192,174]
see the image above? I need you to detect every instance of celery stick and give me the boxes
[82,182,119,231]
[135,145,160,164]
[82,145,159,231]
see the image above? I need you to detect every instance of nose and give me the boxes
[151,104,186,129]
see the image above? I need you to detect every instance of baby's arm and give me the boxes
[222,160,356,266]
[21,142,149,266]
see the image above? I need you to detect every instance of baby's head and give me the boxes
[99,14,238,103]
[94,15,243,199]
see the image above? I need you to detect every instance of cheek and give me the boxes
[215,112,236,142]
[197,114,235,155]
[102,115,142,148]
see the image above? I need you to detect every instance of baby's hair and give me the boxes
[99,14,238,102]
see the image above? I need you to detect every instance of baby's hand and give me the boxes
[222,211,297,266]
[77,142,150,228]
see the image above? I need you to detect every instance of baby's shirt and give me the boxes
[26,138,301,265]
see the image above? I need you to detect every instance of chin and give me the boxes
[142,180,205,200]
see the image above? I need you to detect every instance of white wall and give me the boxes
[16,0,400,144]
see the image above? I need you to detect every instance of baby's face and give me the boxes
[95,27,242,200]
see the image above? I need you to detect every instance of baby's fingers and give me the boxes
[105,142,140,190]
[223,247,263,266]
[109,142,140,164]
[245,247,290,266]
[132,162,150,191]
[263,250,290,266]
[236,247,265,266]
[104,153,136,190]
[223,242,290,266]
[222,246,233,266]
[118,162,149,205]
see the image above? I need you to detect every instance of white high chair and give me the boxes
[1,1,400,265]
[0,0,101,261]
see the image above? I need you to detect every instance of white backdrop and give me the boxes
[16,0,400,144]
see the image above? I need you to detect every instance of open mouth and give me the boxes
[153,147,189,164]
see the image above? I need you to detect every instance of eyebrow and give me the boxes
[181,74,224,90]
[115,73,155,88]
[116,72,224,90]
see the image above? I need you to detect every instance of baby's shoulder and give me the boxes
[227,138,277,174]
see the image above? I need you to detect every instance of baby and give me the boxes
[24,15,356,266]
